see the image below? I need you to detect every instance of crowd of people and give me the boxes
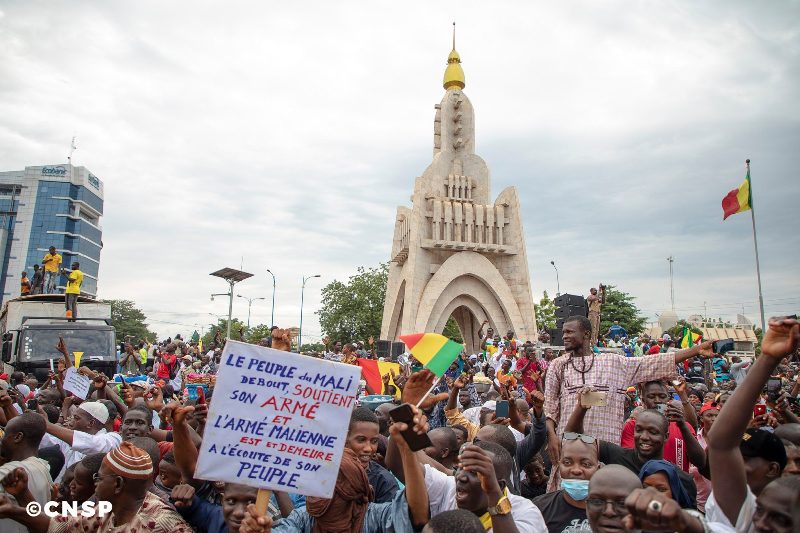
[0,315,797,532]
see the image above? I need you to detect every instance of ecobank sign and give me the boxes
[41,166,67,176]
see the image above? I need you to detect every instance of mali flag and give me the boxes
[722,167,752,220]
[400,332,462,377]
[357,358,401,397]
[680,327,701,349]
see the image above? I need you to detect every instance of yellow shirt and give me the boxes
[43,253,62,273]
[65,269,83,294]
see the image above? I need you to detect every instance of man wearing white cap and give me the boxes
[42,400,122,482]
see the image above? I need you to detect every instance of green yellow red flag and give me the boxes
[680,327,701,349]
[722,167,752,220]
[399,332,462,377]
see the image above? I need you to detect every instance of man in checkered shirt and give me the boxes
[544,316,715,466]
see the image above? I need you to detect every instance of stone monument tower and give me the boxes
[381,36,537,353]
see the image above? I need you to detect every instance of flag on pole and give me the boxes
[722,167,752,220]
[680,328,701,349]
[399,332,462,377]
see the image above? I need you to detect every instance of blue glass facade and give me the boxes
[24,181,103,296]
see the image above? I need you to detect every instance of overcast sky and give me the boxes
[1,1,798,340]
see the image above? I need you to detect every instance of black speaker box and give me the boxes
[391,341,406,360]
[555,305,588,319]
[554,294,586,308]
[548,328,563,346]
[376,340,391,359]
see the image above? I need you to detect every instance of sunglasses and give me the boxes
[562,432,597,444]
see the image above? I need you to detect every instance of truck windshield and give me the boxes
[20,327,115,361]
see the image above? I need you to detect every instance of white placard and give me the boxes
[63,367,92,399]
[195,340,360,498]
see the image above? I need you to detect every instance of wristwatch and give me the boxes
[487,495,512,516]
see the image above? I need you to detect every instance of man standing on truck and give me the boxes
[42,246,61,294]
[19,272,30,296]
[30,264,44,295]
[62,261,83,319]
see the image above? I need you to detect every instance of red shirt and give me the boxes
[157,353,176,379]
[620,417,696,471]
[515,356,541,391]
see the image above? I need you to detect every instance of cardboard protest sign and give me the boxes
[63,367,92,399]
[195,340,360,498]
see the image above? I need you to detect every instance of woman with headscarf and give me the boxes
[638,459,695,509]
[239,405,430,533]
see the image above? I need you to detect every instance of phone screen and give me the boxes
[495,400,509,418]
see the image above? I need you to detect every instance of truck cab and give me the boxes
[1,295,117,384]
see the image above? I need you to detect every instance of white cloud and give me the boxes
[0,1,797,339]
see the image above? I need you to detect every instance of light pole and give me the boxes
[550,260,560,296]
[266,269,276,328]
[299,274,321,352]
[666,256,675,312]
[210,268,253,341]
[237,294,266,328]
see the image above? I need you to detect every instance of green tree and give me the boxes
[443,317,464,343]
[599,285,647,337]
[200,318,248,347]
[245,324,274,345]
[534,291,556,331]
[102,299,157,343]
[300,342,325,353]
[317,264,388,344]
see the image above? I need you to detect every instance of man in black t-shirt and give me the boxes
[565,400,697,508]
[532,432,598,532]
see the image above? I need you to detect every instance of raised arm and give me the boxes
[664,400,706,470]
[564,388,590,434]
[389,405,430,529]
[162,402,200,485]
[707,317,800,525]
[672,377,698,429]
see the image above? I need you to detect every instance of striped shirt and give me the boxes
[544,351,678,443]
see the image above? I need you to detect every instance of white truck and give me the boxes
[1,295,117,383]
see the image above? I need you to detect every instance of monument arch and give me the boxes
[381,38,537,353]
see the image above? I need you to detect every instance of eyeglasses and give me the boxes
[562,432,597,444]
[586,498,627,514]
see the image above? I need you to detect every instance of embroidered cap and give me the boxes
[103,442,154,479]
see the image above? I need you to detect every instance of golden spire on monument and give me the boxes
[443,22,465,91]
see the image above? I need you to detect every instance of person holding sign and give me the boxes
[237,404,431,533]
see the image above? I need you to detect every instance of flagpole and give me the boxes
[746,159,766,333]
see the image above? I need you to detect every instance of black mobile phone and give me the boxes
[389,404,432,452]
[495,400,510,418]
[766,377,783,403]
[27,398,38,410]
[712,338,734,354]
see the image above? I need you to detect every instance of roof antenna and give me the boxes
[68,136,77,166]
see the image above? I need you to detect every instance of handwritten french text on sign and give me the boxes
[194,340,360,498]
[63,367,92,399]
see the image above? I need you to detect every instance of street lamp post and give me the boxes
[237,294,266,328]
[266,269,276,328]
[210,268,253,341]
[299,274,321,352]
[550,260,561,296]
